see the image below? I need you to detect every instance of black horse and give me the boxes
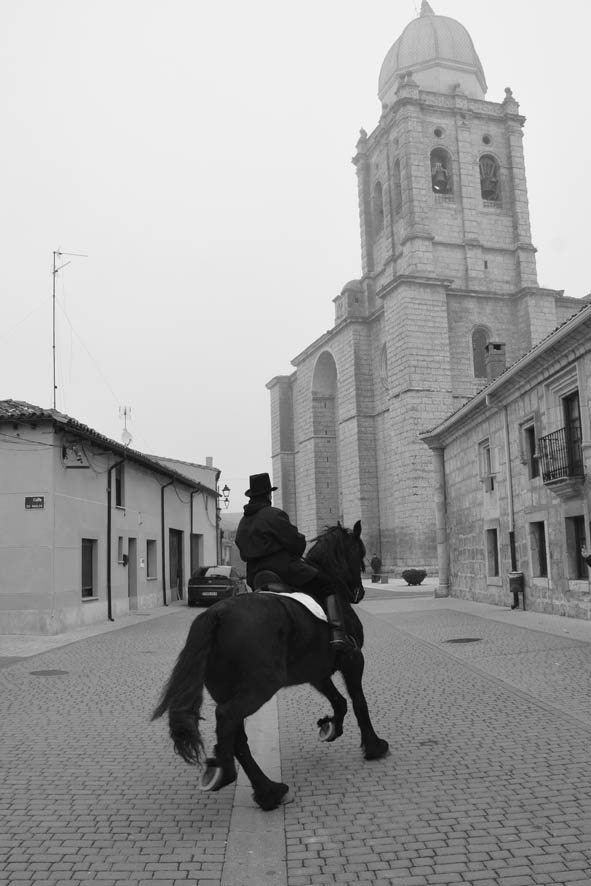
[152,521,389,810]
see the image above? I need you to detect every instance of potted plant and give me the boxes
[401,568,427,586]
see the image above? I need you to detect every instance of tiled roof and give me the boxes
[0,399,207,489]
[0,399,54,420]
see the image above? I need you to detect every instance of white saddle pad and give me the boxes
[267,591,327,622]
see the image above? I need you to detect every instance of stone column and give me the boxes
[432,446,449,597]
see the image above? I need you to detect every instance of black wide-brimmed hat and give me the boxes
[245,472,278,498]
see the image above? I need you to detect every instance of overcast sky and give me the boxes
[1,1,589,511]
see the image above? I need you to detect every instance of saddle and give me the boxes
[253,570,291,594]
[252,570,327,623]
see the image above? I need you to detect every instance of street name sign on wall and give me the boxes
[25,496,45,510]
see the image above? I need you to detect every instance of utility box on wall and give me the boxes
[508,571,525,610]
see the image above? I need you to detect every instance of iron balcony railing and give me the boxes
[539,425,584,483]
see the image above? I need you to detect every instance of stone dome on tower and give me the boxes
[378,1,487,106]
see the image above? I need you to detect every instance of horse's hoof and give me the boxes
[364,739,390,761]
[199,765,225,791]
[318,720,337,742]
[253,782,291,811]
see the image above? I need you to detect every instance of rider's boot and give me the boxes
[325,595,356,653]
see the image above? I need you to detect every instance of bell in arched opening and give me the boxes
[479,154,500,201]
[430,148,453,195]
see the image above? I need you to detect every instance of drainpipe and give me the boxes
[502,405,525,609]
[431,446,449,597]
[503,406,517,570]
[106,458,126,622]
[161,480,173,605]
[189,486,201,574]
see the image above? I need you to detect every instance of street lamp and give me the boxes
[217,483,231,565]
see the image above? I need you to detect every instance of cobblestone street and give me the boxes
[2,585,591,885]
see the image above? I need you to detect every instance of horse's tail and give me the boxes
[151,608,217,765]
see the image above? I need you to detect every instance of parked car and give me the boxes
[187,565,248,607]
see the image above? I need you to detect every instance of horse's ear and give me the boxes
[353,520,362,538]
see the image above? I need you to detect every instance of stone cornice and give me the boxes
[378,273,453,300]
[266,373,296,390]
[358,86,527,159]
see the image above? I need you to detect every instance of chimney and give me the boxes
[206,456,213,468]
[485,342,506,382]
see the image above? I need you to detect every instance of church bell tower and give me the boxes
[348,0,541,563]
[353,0,538,296]
[268,2,573,568]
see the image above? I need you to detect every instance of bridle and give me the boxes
[351,584,364,604]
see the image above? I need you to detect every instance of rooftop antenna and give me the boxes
[119,405,133,447]
[52,249,88,409]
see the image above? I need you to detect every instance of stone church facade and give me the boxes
[267,2,582,569]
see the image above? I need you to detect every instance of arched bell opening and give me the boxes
[471,325,491,378]
[430,147,453,195]
[373,180,385,237]
[479,154,501,202]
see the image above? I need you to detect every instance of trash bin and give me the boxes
[508,571,525,610]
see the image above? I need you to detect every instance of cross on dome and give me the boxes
[421,1,435,14]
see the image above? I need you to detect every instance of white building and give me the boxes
[0,400,220,634]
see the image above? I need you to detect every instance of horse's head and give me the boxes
[307,520,366,604]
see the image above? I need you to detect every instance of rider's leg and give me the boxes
[302,574,354,651]
[325,594,351,648]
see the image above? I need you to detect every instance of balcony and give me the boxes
[538,426,585,499]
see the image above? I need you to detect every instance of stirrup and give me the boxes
[330,633,358,651]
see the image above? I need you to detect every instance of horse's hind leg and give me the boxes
[203,689,279,797]
[234,722,290,811]
[340,652,389,760]
[311,677,348,742]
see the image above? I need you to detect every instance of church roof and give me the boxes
[378,2,487,104]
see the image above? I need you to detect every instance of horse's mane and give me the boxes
[305,524,365,583]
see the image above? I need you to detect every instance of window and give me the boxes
[81,538,97,598]
[529,522,548,578]
[479,154,500,202]
[115,463,125,507]
[393,159,402,215]
[565,516,587,580]
[524,424,539,479]
[472,326,489,378]
[486,528,499,577]
[563,391,583,475]
[539,369,585,483]
[373,181,384,236]
[479,439,496,492]
[146,539,157,579]
[117,536,124,563]
[430,148,453,195]
[380,344,389,391]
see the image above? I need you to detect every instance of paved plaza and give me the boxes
[2,581,591,885]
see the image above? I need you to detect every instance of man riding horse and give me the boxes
[235,472,355,652]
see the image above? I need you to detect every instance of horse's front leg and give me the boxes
[234,722,290,811]
[311,676,348,742]
[340,651,389,760]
